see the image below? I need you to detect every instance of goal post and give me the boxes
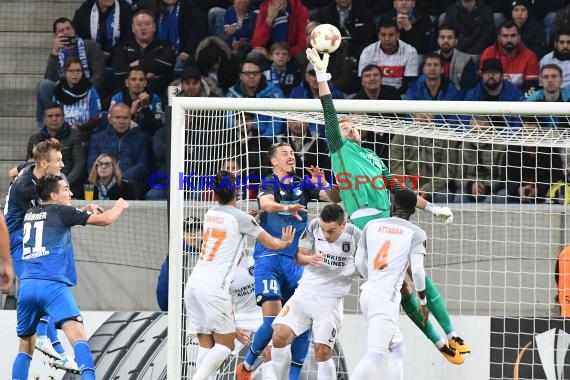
[168,97,570,379]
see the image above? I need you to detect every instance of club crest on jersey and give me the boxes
[248,266,254,276]
[342,242,350,252]
[256,295,263,303]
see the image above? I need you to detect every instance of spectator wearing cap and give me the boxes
[464,58,524,129]
[156,216,202,311]
[510,0,547,59]
[442,0,495,55]
[173,65,223,97]
[480,20,539,93]
[540,30,570,90]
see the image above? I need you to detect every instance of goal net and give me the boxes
[168,97,570,380]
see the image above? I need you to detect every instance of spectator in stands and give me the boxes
[480,20,539,93]
[454,116,506,203]
[382,0,435,56]
[27,104,85,197]
[226,60,285,138]
[195,36,240,93]
[262,42,301,97]
[464,58,525,129]
[390,118,460,203]
[302,21,354,94]
[171,65,223,97]
[278,119,331,177]
[540,31,570,90]
[442,0,495,55]
[358,18,419,94]
[495,124,566,203]
[52,57,102,145]
[37,17,105,127]
[249,0,309,67]
[87,153,137,199]
[435,24,478,93]
[510,0,547,59]
[404,53,462,127]
[314,0,376,61]
[534,0,565,45]
[220,0,257,60]
[349,64,400,162]
[156,216,202,311]
[87,103,153,196]
[351,64,401,100]
[290,63,344,99]
[526,64,570,129]
[112,9,177,97]
[110,67,163,136]
[155,0,207,69]
[73,0,134,63]
[550,4,570,46]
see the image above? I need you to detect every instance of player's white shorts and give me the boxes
[273,288,343,348]
[359,288,402,355]
[184,284,234,334]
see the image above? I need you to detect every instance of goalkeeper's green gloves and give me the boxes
[425,202,454,224]
[306,48,331,83]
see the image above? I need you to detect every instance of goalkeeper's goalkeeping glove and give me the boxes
[425,202,454,225]
[306,48,331,83]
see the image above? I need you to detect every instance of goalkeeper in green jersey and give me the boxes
[306,47,471,365]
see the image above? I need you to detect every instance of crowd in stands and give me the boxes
[28,0,570,203]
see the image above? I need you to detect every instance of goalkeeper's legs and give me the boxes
[400,280,464,365]
[424,276,471,355]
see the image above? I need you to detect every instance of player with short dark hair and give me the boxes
[12,175,129,380]
[184,171,295,380]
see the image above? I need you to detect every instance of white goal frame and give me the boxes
[168,97,570,379]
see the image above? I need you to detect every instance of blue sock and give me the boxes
[46,318,65,355]
[289,330,311,380]
[12,352,32,380]
[36,317,48,336]
[244,316,275,367]
[74,340,95,380]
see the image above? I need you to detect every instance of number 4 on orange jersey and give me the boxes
[373,240,391,270]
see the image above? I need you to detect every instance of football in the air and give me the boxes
[310,24,342,54]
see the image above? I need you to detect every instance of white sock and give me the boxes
[387,340,405,380]
[193,344,231,380]
[317,359,336,380]
[447,331,457,340]
[262,361,276,380]
[196,346,210,369]
[435,338,446,349]
[351,352,385,380]
[271,345,291,380]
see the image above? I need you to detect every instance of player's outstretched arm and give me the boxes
[416,195,454,224]
[306,48,344,154]
[259,194,307,221]
[256,225,295,250]
[0,214,14,292]
[87,198,129,226]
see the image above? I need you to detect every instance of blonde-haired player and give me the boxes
[184,170,295,380]
[352,189,430,379]
[271,204,361,379]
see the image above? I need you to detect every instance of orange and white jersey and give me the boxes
[187,205,263,292]
[355,217,426,301]
[297,219,361,298]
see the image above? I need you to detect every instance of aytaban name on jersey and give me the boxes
[377,225,404,235]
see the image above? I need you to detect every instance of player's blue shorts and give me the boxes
[16,279,81,337]
[254,255,304,306]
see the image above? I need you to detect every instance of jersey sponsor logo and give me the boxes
[323,253,348,267]
[256,295,263,304]
[342,242,350,252]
